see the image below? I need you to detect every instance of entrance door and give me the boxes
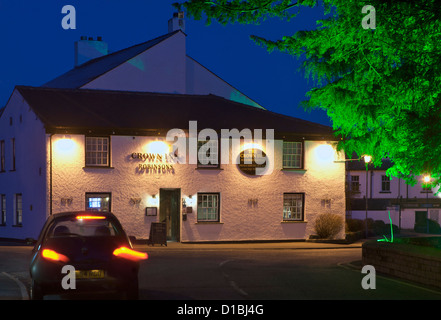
[159,189,181,241]
[415,211,428,233]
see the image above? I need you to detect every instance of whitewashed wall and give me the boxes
[50,133,345,242]
[0,90,47,240]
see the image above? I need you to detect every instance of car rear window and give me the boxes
[47,216,120,238]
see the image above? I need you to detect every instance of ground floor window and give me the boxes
[0,194,5,225]
[85,193,111,212]
[15,193,22,226]
[197,193,220,222]
[283,193,304,221]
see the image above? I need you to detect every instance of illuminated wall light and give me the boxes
[148,194,159,206]
[55,135,75,153]
[240,143,264,152]
[315,144,335,163]
[186,195,195,206]
[145,141,170,155]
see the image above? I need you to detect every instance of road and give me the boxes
[1,243,441,301]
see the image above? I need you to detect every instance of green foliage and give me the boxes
[174,0,441,189]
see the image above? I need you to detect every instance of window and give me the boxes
[85,193,111,212]
[0,140,4,172]
[15,194,22,226]
[197,140,219,168]
[0,195,5,225]
[351,176,360,192]
[197,193,220,222]
[283,141,302,169]
[283,193,304,221]
[85,137,109,167]
[381,175,391,192]
[11,138,15,171]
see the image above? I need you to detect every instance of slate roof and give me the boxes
[15,86,336,140]
[42,31,181,89]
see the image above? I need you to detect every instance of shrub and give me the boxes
[346,218,364,232]
[314,213,344,239]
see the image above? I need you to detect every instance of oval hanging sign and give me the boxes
[238,148,268,176]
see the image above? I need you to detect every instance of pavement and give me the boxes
[135,239,366,251]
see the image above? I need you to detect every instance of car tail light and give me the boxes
[113,246,148,262]
[76,215,106,220]
[42,249,69,263]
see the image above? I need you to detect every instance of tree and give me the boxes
[173,0,441,189]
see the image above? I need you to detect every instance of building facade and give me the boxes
[346,160,441,231]
[0,15,346,242]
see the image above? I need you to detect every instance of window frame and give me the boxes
[197,139,220,169]
[283,193,305,221]
[0,140,5,172]
[381,175,391,192]
[85,192,111,212]
[84,136,110,167]
[282,141,303,169]
[351,175,360,192]
[0,194,5,226]
[11,138,15,171]
[197,192,220,222]
[14,193,22,226]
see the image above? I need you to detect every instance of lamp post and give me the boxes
[364,155,372,238]
[423,175,431,234]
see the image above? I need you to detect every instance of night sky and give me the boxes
[0,0,331,126]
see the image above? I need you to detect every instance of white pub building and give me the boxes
[0,14,345,242]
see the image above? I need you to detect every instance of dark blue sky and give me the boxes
[0,0,331,126]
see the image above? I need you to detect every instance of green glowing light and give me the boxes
[377,210,394,243]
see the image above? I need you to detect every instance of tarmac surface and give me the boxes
[0,239,365,300]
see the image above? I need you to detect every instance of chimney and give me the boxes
[74,36,108,67]
[168,12,185,33]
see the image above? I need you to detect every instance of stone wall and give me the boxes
[362,240,441,289]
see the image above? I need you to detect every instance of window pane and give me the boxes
[86,193,111,212]
[283,193,303,221]
[197,193,219,221]
[283,142,302,168]
[85,137,110,166]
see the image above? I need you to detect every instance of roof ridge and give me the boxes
[74,30,181,69]
[42,30,183,89]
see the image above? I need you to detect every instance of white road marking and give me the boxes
[219,260,249,297]
[2,272,29,300]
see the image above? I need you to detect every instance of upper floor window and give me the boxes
[0,140,4,172]
[85,137,109,167]
[381,175,391,192]
[351,175,360,192]
[11,138,15,171]
[197,140,219,168]
[283,141,302,169]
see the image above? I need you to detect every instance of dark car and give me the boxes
[29,211,147,300]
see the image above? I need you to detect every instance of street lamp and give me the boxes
[364,155,372,238]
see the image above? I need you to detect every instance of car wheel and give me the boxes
[30,280,44,300]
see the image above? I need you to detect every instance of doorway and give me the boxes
[159,188,181,241]
[415,211,428,233]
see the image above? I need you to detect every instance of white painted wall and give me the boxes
[0,90,47,240]
[49,134,345,242]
